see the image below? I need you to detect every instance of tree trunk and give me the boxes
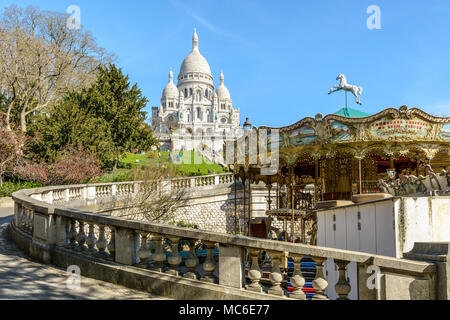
[5,102,14,131]
[20,111,27,133]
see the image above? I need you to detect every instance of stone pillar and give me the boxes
[114,227,138,265]
[96,225,108,259]
[64,189,70,202]
[184,239,199,279]
[403,242,450,300]
[87,186,96,200]
[167,236,182,276]
[47,191,53,204]
[267,251,284,296]
[312,256,328,300]
[246,248,263,293]
[201,241,217,283]
[290,254,306,299]
[55,215,68,247]
[219,243,245,289]
[334,260,351,300]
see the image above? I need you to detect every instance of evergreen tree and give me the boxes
[83,64,155,167]
[27,64,157,168]
[28,93,114,165]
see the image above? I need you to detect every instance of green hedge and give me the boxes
[0,181,43,197]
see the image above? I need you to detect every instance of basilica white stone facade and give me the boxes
[152,30,241,151]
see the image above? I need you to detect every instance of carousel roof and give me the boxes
[229,106,450,176]
[334,107,371,118]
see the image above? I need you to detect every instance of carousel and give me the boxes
[226,105,450,244]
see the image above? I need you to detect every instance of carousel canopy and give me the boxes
[334,107,371,118]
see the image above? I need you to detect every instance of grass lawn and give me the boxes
[96,151,228,182]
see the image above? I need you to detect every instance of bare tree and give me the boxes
[0,115,26,186]
[0,5,113,132]
[117,165,188,224]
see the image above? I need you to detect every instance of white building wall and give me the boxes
[316,195,450,299]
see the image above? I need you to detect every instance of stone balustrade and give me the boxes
[9,174,444,300]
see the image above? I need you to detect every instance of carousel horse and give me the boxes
[425,164,443,191]
[328,73,363,105]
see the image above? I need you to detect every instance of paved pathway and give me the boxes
[0,207,168,300]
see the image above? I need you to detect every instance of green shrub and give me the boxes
[0,181,43,197]
[90,169,132,183]
[117,162,132,170]
[173,220,198,229]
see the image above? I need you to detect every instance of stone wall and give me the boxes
[174,193,246,234]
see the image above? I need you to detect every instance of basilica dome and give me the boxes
[178,30,213,82]
[215,72,231,100]
[162,70,179,98]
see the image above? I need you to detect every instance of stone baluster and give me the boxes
[267,251,285,296]
[151,235,166,272]
[312,256,329,300]
[107,227,116,260]
[167,236,182,276]
[246,248,263,293]
[95,225,108,259]
[290,254,306,300]
[184,239,199,279]
[67,219,77,249]
[55,216,68,247]
[137,232,151,267]
[75,221,87,252]
[85,223,97,254]
[23,207,32,233]
[201,242,217,283]
[334,260,351,300]
[21,208,28,232]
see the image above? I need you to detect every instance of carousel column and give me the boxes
[234,175,238,234]
[248,177,252,236]
[315,158,319,203]
[289,168,296,243]
[276,181,279,209]
[243,177,247,235]
[266,181,272,211]
[290,183,295,243]
[356,156,363,195]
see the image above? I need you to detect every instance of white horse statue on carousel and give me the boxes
[328,73,363,105]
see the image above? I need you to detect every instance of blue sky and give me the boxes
[3,0,450,127]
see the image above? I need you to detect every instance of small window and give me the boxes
[190,88,193,96]
[184,89,187,97]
